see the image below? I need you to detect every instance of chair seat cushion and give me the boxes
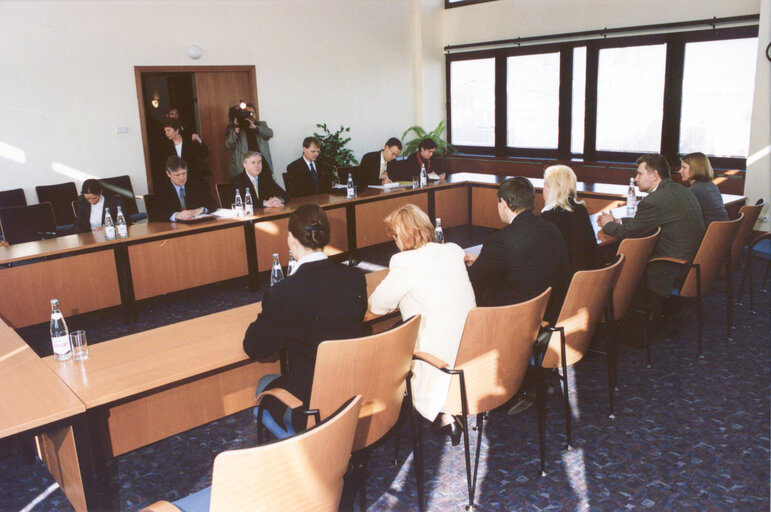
[754,239,771,260]
[253,407,295,440]
[172,486,211,512]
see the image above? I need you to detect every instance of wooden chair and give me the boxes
[255,315,424,511]
[100,175,146,222]
[215,183,235,209]
[412,288,551,510]
[537,255,624,449]
[141,396,362,512]
[0,203,57,245]
[736,231,771,314]
[729,199,765,272]
[610,228,661,371]
[649,214,743,357]
[0,188,26,209]
[35,182,78,226]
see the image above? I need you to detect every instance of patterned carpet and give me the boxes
[1,229,768,511]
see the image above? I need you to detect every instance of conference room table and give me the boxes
[0,172,746,330]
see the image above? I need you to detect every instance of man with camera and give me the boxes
[225,101,275,179]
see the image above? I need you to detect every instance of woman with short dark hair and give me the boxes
[71,179,130,234]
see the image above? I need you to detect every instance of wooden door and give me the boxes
[195,71,257,194]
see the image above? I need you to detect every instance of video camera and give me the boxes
[229,100,255,126]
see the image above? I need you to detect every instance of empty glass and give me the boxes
[70,330,88,361]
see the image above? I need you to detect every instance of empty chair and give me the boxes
[0,203,57,245]
[728,199,764,272]
[537,255,624,449]
[649,214,743,357]
[0,188,26,209]
[737,231,771,314]
[141,396,362,512]
[99,175,146,222]
[215,183,235,209]
[412,288,551,510]
[255,315,424,511]
[35,182,78,227]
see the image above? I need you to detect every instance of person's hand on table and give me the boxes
[176,208,202,220]
[263,197,285,208]
[464,253,478,266]
[381,176,393,185]
[438,172,447,181]
[597,211,619,228]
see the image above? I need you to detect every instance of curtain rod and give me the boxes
[444,14,760,53]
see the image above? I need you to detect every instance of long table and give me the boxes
[0,173,746,329]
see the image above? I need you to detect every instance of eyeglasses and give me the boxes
[169,171,187,178]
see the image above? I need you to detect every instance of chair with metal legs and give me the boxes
[729,199,765,273]
[736,231,771,314]
[412,288,551,510]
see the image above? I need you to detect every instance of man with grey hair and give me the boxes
[230,151,287,208]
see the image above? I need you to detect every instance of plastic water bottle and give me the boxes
[347,173,355,199]
[244,188,254,216]
[626,178,637,217]
[50,299,71,361]
[270,253,284,286]
[234,189,244,217]
[420,163,428,188]
[434,218,445,244]
[116,206,128,239]
[104,207,116,241]
[288,251,298,275]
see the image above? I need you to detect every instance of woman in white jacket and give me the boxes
[369,204,475,443]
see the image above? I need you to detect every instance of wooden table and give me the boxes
[0,173,746,328]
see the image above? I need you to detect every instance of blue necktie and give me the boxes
[178,187,186,209]
[310,162,319,192]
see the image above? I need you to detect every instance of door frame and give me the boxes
[134,65,258,192]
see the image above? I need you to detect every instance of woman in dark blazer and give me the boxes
[242,204,368,432]
[540,165,599,274]
[71,179,130,234]
[680,152,728,227]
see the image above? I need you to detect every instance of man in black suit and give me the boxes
[392,138,446,182]
[465,177,570,322]
[358,137,402,186]
[285,136,335,197]
[230,151,287,208]
[162,118,210,183]
[152,155,216,222]
[598,153,705,300]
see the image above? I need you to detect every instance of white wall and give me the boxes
[0,0,416,202]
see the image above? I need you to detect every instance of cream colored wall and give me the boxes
[744,0,770,230]
[0,0,415,201]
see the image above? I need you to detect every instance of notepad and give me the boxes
[368,182,404,190]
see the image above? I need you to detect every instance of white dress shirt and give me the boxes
[89,195,105,230]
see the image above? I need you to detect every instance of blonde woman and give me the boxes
[369,204,475,443]
[541,165,599,273]
[680,152,728,227]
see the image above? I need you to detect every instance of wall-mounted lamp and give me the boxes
[151,99,160,109]
[188,45,203,60]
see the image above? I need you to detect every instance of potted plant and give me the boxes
[313,123,358,183]
[400,121,457,158]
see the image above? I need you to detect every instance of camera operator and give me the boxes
[225,101,275,178]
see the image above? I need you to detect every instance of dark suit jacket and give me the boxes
[163,135,210,181]
[243,258,367,429]
[151,178,216,222]
[72,194,131,234]
[285,157,334,197]
[541,199,600,274]
[359,150,395,187]
[230,170,288,205]
[389,152,439,181]
[468,210,570,322]
[688,180,728,227]
[603,178,705,297]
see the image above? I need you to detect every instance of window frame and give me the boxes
[445,0,498,9]
[445,25,758,170]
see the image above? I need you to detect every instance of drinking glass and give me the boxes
[70,330,88,361]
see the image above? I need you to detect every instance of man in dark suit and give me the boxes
[391,138,446,182]
[598,153,705,299]
[162,118,210,183]
[72,178,131,234]
[358,137,402,186]
[152,155,216,222]
[285,136,335,197]
[230,151,287,208]
[465,177,570,322]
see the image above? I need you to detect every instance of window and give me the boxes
[506,52,560,149]
[450,58,495,147]
[679,37,758,158]
[595,44,666,153]
[571,47,587,155]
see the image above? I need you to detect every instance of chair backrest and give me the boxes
[216,183,235,209]
[680,214,744,298]
[308,315,420,452]
[729,199,765,270]
[612,227,661,320]
[207,396,361,512]
[541,255,624,369]
[0,203,57,245]
[339,165,359,185]
[0,188,27,209]
[282,172,298,198]
[445,288,551,417]
[99,175,139,215]
[35,182,78,226]
[143,193,158,222]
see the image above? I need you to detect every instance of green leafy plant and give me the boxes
[401,121,457,158]
[313,123,358,172]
